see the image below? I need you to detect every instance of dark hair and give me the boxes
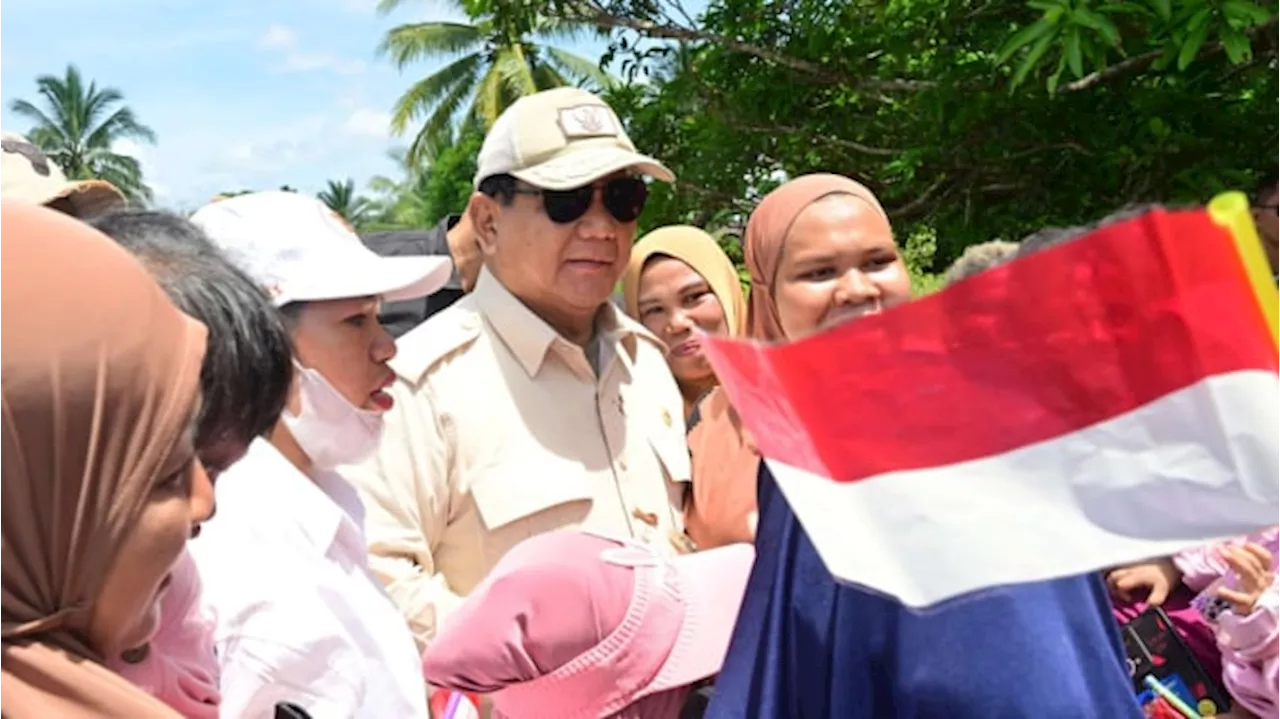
[277,301,304,330]
[477,173,517,206]
[90,210,293,454]
[1016,203,1167,258]
[1257,171,1278,205]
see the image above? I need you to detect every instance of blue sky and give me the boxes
[0,0,624,211]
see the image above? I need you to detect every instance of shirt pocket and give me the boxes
[468,463,595,563]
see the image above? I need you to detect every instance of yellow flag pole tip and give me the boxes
[1208,190,1278,350]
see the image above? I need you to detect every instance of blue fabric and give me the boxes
[706,462,1144,719]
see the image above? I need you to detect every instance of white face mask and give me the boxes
[282,362,385,470]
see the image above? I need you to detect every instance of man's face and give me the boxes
[1253,187,1278,274]
[472,171,641,324]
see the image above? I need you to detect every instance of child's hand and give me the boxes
[1216,542,1275,616]
[1107,558,1182,606]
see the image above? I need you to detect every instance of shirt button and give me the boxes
[618,458,628,472]
[120,644,150,664]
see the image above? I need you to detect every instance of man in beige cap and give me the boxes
[349,87,693,650]
[1,132,126,217]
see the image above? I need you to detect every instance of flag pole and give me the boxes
[1207,191,1278,349]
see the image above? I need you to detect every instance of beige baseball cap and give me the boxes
[473,87,674,191]
[1,132,126,217]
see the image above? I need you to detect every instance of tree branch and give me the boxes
[728,120,904,156]
[567,0,935,92]
[886,176,948,218]
[1064,17,1278,92]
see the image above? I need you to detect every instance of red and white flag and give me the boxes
[704,194,1279,608]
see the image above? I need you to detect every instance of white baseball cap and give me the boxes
[473,87,674,191]
[190,191,453,307]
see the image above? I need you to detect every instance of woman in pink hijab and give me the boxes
[704,174,1142,719]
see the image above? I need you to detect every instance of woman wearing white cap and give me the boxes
[186,191,453,718]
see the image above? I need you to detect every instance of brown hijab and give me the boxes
[1,202,207,718]
[683,175,890,550]
[744,173,888,341]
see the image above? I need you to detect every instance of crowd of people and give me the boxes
[0,85,1276,719]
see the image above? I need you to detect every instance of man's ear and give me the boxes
[468,192,499,257]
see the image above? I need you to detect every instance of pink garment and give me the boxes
[422,530,755,719]
[1173,528,1280,592]
[1217,581,1278,719]
[108,549,220,718]
[1173,528,1280,717]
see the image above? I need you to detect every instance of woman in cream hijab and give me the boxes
[622,225,747,417]
[1,202,215,718]
[622,226,755,550]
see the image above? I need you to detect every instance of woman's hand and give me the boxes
[1106,558,1183,606]
[1216,542,1275,616]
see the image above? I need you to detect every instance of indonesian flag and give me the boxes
[703,193,1279,608]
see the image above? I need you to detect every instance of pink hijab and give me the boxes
[744,174,888,341]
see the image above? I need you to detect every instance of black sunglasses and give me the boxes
[513,176,648,224]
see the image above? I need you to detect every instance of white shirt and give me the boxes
[190,438,429,719]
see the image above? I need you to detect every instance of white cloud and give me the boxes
[258,24,298,50]
[256,24,366,76]
[343,108,392,139]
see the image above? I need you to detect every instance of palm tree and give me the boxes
[379,0,615,166]
[9,65,157,203]
[365,147,433,229]
[318,179,374,229]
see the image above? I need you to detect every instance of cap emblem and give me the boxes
[558,105,618,139]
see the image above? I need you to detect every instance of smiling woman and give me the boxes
[621,225,746,418]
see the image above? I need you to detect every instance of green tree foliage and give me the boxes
[10,64,158,204]
[547,0,1276,271]
[416,120,487,224]
[363,120,486,230]
[378,0,616,166]
[317,178,376,228]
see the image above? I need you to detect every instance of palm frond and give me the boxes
[91,153,151,204]
[544,47,617,90]
[494,44,538,98]
[408,74,476,167]
[84,106,157,151]
[379,22,484,69]
[473,63,504,127]
[390,53,483,133]
[532,62,570,91]
[535,17,609,45]
[8,99,61,136]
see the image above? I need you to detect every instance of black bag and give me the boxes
[680,682,715,719]
[274,703,313,719]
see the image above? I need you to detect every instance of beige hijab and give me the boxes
[1,202,207,718]
[622,225,748,338]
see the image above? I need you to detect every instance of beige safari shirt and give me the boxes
[348,268,691,649]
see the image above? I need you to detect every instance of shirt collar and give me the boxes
[473,266,664,379]
[220,438,359,553]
